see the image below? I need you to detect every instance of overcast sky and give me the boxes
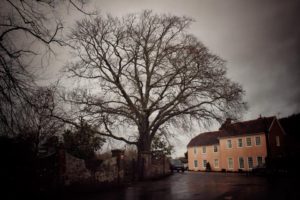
[43,0,300,157]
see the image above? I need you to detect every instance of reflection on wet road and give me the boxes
[65,171,299,200]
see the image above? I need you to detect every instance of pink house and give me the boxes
[187,116,286,172]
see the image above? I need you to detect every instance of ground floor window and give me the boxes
[194,160,198,168]
[203,160,207,169]
[214,159,219,168]
[228,157,233,169]
[238,157,245,169]
[248,157,253,169]
[257,156,263,166]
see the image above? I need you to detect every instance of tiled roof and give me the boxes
[187,116,275,147]
[187,131,224,147]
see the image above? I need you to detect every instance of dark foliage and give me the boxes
[0,136,36,196]
[206,162,211,172]
[63,119,105,160]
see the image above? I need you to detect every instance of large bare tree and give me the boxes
[65,10,246,158]
[0,0,92,135]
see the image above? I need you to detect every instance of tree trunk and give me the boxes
[136,132,152,180]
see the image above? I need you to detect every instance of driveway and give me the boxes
[62,171,299,200]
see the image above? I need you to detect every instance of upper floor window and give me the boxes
[246,137,252,146]
[194,147,197,154]
[238,138,243,148]
[276,136,280,147]
[213,145,218,152]
[227,140,232,148]
[255,136,261,146]
[202,146,206,154]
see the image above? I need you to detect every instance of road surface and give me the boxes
[62,171,299,200]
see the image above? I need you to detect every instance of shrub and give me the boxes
[206,162,212,172]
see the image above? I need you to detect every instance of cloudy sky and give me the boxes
[43,0,300,157]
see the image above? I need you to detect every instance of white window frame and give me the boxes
[237,138,243,148]
[194,147,197,155]
[227,139,232,149]
[238,157,245,169]
[246,137,252,147]
[228,157,234,169]
[214,159,219,168]
[202,146,206,154]
[257,156,263,166]
[276,136,280,147]
[194,160,198,168]
[203,160,207,169]
[213,145,218,152]
[248,157,253,169]
[255,136,261,146]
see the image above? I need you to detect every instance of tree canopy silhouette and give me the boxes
[65,10,246,157]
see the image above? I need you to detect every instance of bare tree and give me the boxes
[0,0,92,135]
[13,86,65,155]
[65,10,246,172]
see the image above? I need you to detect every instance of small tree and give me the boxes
[151,132,174,159]
[63,119,105,159]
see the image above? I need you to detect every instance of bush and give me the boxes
[206,162,212,172]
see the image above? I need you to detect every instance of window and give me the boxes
[228,157,233,169]
[227,140,232,148]
[248,157,253,169]
[213,145,218,152]
[239,157,245,169]
[276,136,280,147]
[194,147,197,154]
[257,156,263,166]
[202,146,206,154]
[203,160,207,168]
[194,160,198,168]
[214,159,219,168]
[238,138,243,148]
[246,137,252,146]
[255,136,261,146]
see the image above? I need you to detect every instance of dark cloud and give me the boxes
[190,0,300,119]
[233,0,300,118]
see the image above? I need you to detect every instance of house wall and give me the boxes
[219,133,267,171]
[268,119,286,158]
[188,145,221,171]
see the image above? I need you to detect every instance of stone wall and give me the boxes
[64,153,92,185]
[95,157,124,183]
[62,149,170,185]
[63,152,124,186]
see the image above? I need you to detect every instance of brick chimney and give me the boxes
[219,118,232,130]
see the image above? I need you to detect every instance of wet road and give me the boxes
[65,172,299,200]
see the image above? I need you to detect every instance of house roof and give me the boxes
[187,116,275,147]
[187,131,224,147]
